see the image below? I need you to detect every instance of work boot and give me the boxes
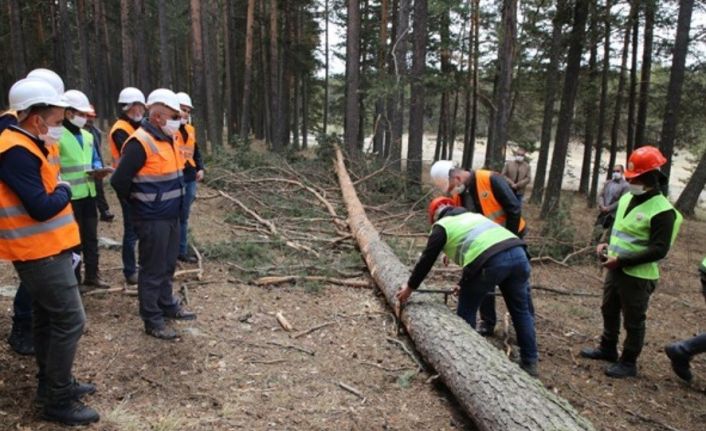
[520,361,539,378]
[146,326,178,340]
[605,361,637,378]
[580,345,618,362]
[42,399,99,426]
[36,379,96,406]
[178,254,198,264]
[477,321,495,337]
[665,343,693,383]
[164,308,197,321]
[82,277,110,289]
[125,273,138,286]
[7,322,34,356]
[99,212,114,222]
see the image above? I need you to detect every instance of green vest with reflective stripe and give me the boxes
[434,212,517,268]
[700,256,706,273]
[58,128,96,200]
[608,193,682,280]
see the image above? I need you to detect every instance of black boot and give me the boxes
[665,343,693,382]
[580,345,618,362]
[605,361,637,378]
[477,321,495,337]
[42,399,99,426]
[7,321,34,356]
[36,379,97,406]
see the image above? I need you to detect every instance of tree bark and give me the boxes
[344,0,361,154]
[373,0,389,157]
[240,0,257,140]
[121,0,134,86]
[323,0,330,136]
[579,4,598,196]
[407,0,427,187]
[635,0,655,149]
[390,0,410,170]
[8,0,27,78]
[158,0,173,88]
[487,0,517,172]
[626,0,640,160]
[530,0,569,205]
[59,0,74,86]
[190,0,208,150]
[462,0,481,170]
[659,0,694,193]
[675,149,706,216]
[541,0,590,218]
[75,0,91,95]
[133,0,150,90]
[334,146,595,431]
[203,0,221,150]
[270,0,285,151]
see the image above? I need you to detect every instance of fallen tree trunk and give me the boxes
[334,147,594,431]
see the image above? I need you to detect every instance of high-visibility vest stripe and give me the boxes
[109,119,136,167]
[474,169,526,233]
[133,172,181,183]
[0,213,76,239]
[58,128,96,199]
[435,212,517,268]
[0,204,27,218]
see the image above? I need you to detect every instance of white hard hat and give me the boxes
[26,68,65,95]
[430,160,456,192]
[62,89,92,113]
[147,88,180,112]
[176,92,193,109]
[118,87,146,105]
[9,78,69,111]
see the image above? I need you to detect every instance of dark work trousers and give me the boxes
[119,198,138,278]
[600,268,656,363]
[134,218,180,330]
[13,252,86,405]
[70,197,99,282]
[95,178,110,216]
[12,282,33,327]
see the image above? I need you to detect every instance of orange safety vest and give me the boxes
[175,124,197,169]
[109,119,137,168]
[127,127,184,219]
[474,169,526,233]
[0,128,80,261]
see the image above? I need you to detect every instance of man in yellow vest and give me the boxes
[111,89,196,340]
[109,87,146,285]
[175,92,204,263]
[0,78,99,425]
[581,146,682,378]
[429,161,526,337]
[664,256,706,382]
[396,197,538,376]
[59,90,111,289]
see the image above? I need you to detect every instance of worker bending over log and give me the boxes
[396,197,538,376]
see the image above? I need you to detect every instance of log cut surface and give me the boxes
[334,147,595,431]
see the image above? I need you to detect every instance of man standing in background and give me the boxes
[501,146,532,203]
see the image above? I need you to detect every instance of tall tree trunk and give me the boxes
[157,0,173,88]
[240,0,257,140]
[190,0,208,149]
[59,0,74,86]
[323,0,330,136]
[270,0,286,151]
[541,0,590,218]
[407,0,428,188]
[487,0,517,171]
[384,0,399,159]
[659,0,694,193]
[344,0,361,154]
[675,149,706,216]
[588,0,612,208]
[98,1,116,117]
[121,0,134,86]
[373,0,389,157]
[390,0,410,169]
[203,0,222,150]
[530,0,569,204]
[626,0,640,160]
[223,1,234,141]
[8,0,27,77]
[579,4,598,196]
[133,0,150,90]
[635,0,655,149]
[302,78,309,149]
[93,0,108,115]
[462,1,475,169]
[75,0,91,94]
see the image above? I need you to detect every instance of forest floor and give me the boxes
[0,147,704,431]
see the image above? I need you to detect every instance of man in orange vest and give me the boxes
[174,92,204,263]
[0,78,99,425]
[110,88,196,340]
[109,87,146,285]
[430,161,527,337]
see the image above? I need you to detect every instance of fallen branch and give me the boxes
[386,337,424,371]
[275,311,293,332]
[531,284,599,297]
[191,244,204,280]
[174,268,202,278]
[254,275,373,289]
[267,341,315,356]
[337,381,366,401]
[82,287,127,296]
[531,256,603,283]
[292,321,336,339]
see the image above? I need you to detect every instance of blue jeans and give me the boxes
[179,180,197,256]
[457,246,538,364]
[12,282,33,326]
[119,198,138,278]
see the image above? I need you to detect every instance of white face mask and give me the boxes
[612,172,622,180]
[38,117,64,143]
[629,183,646,196]
[515,155,525,162]
[69,115,87,129]
[161,118,181,136]
[180,117,188,125]
[129,113,144,123]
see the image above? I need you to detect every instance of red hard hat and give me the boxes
[428,197,456,224]
[624,146,666,179]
